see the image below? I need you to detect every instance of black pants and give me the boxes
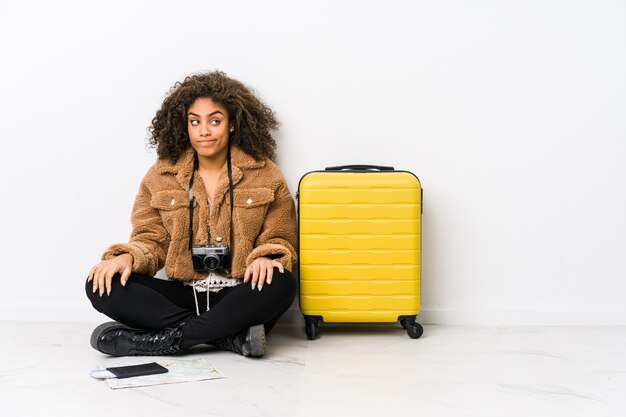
[85,269,297,350]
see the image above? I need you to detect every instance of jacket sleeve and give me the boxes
[245,180,298,270]
[101,176,169,276]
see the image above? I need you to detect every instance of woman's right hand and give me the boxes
[87,253,133,296]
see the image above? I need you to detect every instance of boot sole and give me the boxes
[245,324,266,357]
[90,321,125,352]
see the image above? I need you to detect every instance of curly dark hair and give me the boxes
[148,71,280,163]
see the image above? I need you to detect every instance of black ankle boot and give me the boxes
[90,321,185,356]
[210,324,266,357]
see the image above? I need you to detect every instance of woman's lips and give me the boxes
[197,139,217,145]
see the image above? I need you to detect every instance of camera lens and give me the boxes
[204,255,219,270]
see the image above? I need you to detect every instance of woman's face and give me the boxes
[187,97,232,162]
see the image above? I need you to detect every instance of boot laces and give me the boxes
[131,326,182,355]
[211,333,243,354]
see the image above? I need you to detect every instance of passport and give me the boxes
[105,362,168,379]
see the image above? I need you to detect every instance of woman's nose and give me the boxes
[200,122,211,136]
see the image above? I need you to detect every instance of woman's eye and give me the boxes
[190,120,200,126]
[210,119,221,125]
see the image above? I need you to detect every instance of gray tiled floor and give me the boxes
[1,322,625,417]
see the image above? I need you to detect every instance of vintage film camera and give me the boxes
[191,240,231,272]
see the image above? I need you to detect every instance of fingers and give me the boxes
[245,259,284,290]
[96,268,106,297]
[245,261,263,290]
[88,263,102,290]
[120,266,131,287]
[89,258,132,296]
[94,267,118,296]
[267,260,284,284]
[266,265,273,286]
[106,261,127,296]
[250,262,260,290]
[89,261,105,294]
[257,265,267,291]
[105,272,113,296]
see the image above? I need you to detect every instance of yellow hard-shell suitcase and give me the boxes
[298,165,423,340]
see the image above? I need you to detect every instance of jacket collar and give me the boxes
[155,145,266,191]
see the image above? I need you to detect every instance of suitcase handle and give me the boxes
[324,165,395,171]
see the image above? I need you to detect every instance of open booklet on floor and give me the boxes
[90,357,224,389]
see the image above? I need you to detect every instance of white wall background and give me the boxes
[0,0,625,325]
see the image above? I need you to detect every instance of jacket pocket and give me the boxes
[232,188,274,240]
[233,188,274,208]
[150,190,191,230]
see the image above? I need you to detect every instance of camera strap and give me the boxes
[187,145,235,251]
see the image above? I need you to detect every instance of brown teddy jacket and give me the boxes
[102,146,297,282]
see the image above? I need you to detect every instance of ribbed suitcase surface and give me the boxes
[298,170,422,324]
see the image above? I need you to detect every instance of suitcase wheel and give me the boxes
[400,317,423,339]
[304,316,320,340]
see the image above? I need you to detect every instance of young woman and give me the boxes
[85,71,297,358]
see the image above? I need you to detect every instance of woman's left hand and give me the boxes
[244,257,284,291]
